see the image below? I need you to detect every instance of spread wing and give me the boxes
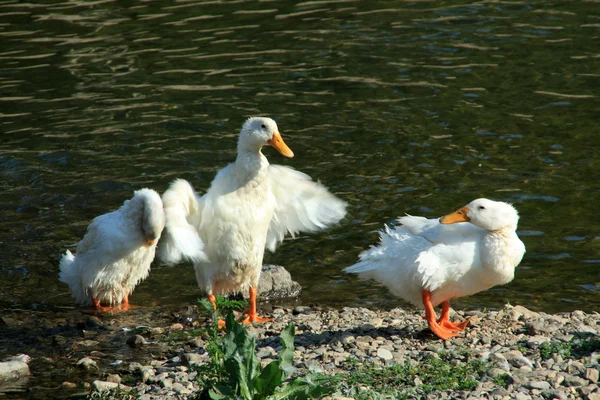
[265,164,347,252]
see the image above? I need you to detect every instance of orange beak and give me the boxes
[439,206,470,224]
[268,132,294,158]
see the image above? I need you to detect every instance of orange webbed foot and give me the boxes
[427,320,460,340]
[241,314,274,325]
[92,298,115,313]
[440,318,470,332]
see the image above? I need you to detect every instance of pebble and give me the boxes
[43,304,600,400]
[76,357,98,372]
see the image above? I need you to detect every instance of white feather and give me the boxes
[266,165,347,252]
[158,179,208,265]
[345,198,526,308]
[159,117,347,297]
[58,188,165,306]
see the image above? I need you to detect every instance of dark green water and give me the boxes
[1,0,600,317]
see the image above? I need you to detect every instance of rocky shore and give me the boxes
[1,268,599,399]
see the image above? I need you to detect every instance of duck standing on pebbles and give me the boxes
[59,189,165,312]
[160,117,347,324]
[345,198,525,340]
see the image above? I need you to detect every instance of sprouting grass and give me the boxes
[493,373,513,389]
[337,354,486,397]
[87,387,138,400]
[539,341,572,360]
[539,337,600,360]
[198,294,249,314]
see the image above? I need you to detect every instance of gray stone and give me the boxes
[127,335,146,347]
[128,362,144,373]
[376,348,393,361]
[563,374,588,387]
[502,350,533,369]
[509,305,541,320]
[515,393,532,400]
[489,352,511,372]
[79,340,100,347]
[0,356,31,383]
[141,368,155,383]
[254,265,301,299]
[526,321,559,335]
[173,382,192,394]
[526,380,551,390]
[92,380,132,392]
[106,374,121,384]
[181,353,205,366]
[76,357,98,372]
[585,368,599,383]
[161,378,174,388]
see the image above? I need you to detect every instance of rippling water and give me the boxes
[1,0,599,318]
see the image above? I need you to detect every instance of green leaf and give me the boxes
[278,322,296,374]
[269,375,339,400]
[254,359,285,397]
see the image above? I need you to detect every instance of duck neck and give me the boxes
[234,146,269,184]
[482,225,519,270]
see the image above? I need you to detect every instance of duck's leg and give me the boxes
[92,297,114,313]
[437,301,470,332]
[242,286,273,324]
[119,292,131,311]
[421,290,458,340]
[207,294,226,329]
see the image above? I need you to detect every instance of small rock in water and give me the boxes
[254,265,302,299]
[0,355,31,383]
[61,381,77,390]
[106,374,121,384]
[93,380,132,392]
[127,335,146,347]
[76,357,98,372]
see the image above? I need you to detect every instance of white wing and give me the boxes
[265,165,347,252]
[398,215,485,245]
[158,179,208,264]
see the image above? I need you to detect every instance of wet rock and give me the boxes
[85,316,104,329]
[293,306,312,315]
[254,265,302,299]
[79,340,100,347]
[76,357,98,372]
[181,353,204,366]
[61,381,77,390]
[106,374,121,384]
[127,334,146,347]
[0,355,31,383]
[93,380,132,392]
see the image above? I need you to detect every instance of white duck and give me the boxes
[59,188,165,311]
[159,117,347,324]
[345,198,525,340]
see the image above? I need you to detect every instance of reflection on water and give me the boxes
[1,1,599,321]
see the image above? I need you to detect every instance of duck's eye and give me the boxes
[261,124,266,129]
[478,206,485,210]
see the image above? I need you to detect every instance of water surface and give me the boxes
[1,0,599,320]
